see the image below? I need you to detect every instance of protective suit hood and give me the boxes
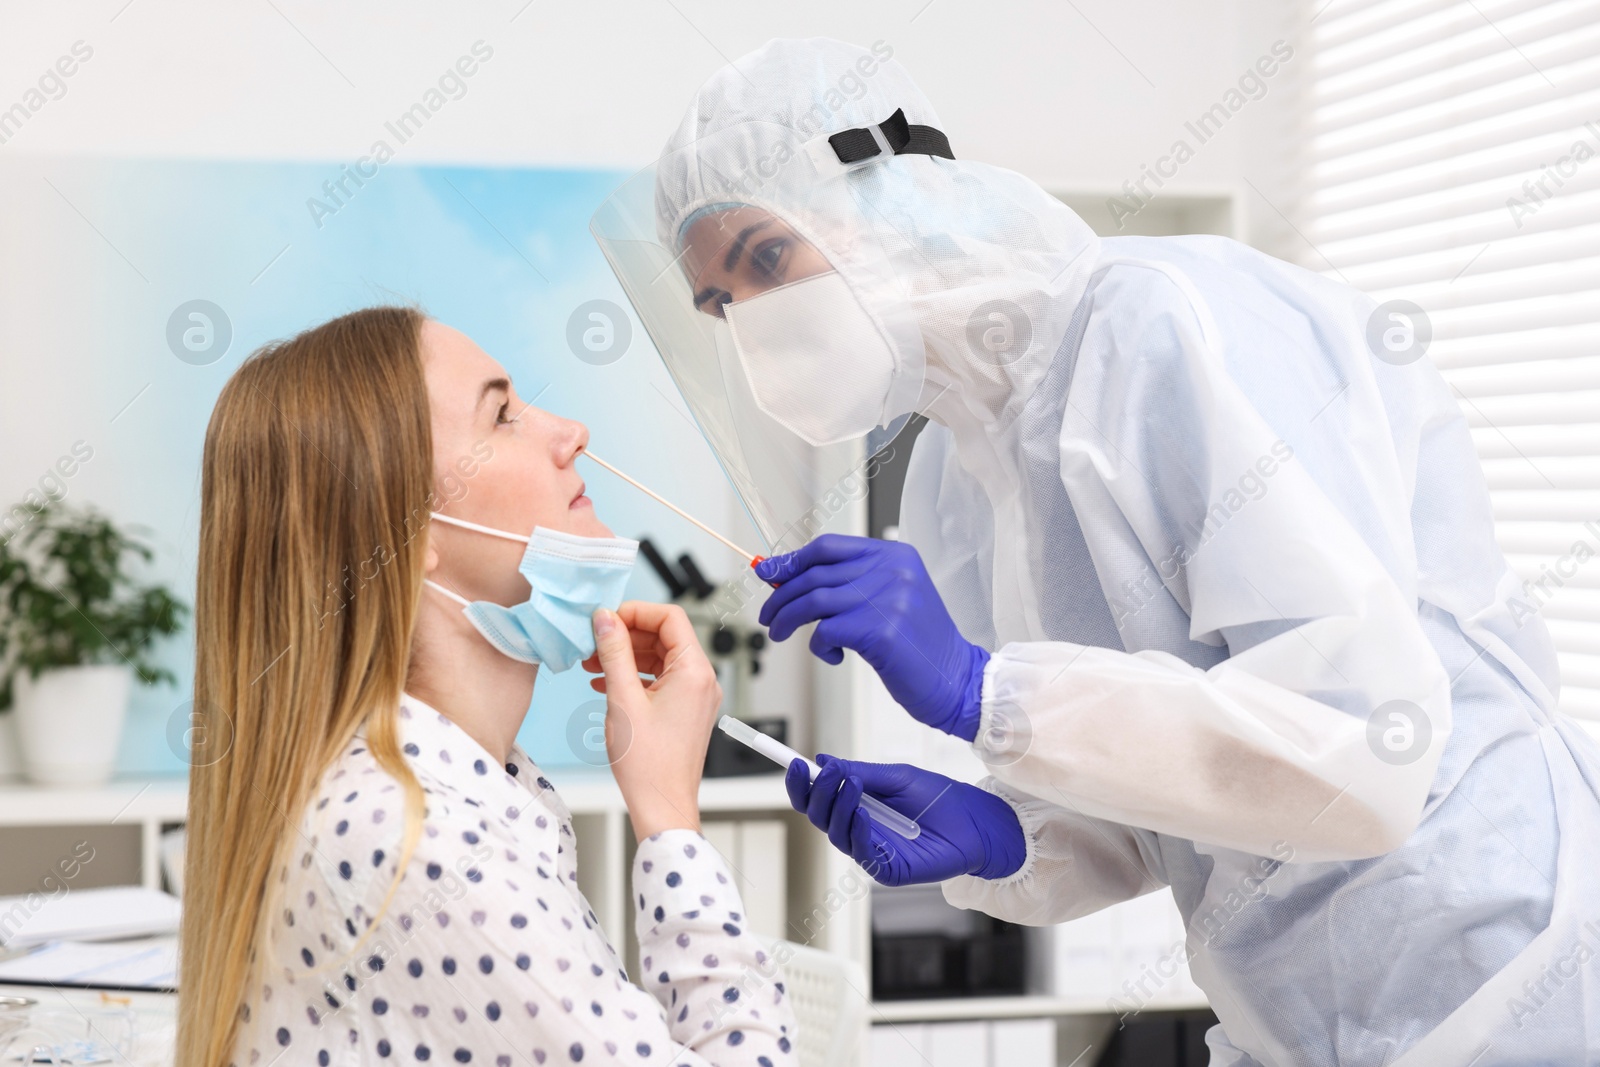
[652,37,1103,432]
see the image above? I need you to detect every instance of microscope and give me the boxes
[638,539,788,777]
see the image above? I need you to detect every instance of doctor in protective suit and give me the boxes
[590,37,1600,1067]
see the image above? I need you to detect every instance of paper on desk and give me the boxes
[0,887,179,950]
[0,937,177,992]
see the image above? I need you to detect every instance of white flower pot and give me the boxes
[12,664,132,786]
[0,711,22,778]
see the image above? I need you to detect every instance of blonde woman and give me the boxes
[178,307,796,1067]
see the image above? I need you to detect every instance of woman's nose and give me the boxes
[555,416,589,465]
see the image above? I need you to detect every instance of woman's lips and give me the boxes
[570,483,592,509]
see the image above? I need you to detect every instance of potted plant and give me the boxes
[0,502,187,785]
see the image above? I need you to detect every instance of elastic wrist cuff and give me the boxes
[969,790,1027,880]
[952,644,991,743]
[971,779,1039,886]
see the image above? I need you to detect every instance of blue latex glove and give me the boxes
[756,534,989,741]
[785,755,1026,887]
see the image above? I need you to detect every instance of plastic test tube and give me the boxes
[716,716,922,840]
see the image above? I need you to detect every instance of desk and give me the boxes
[0,982,174,1066]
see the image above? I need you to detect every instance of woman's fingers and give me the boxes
[592,603,722,843]
[582,630,666,674]
[580,602,682,684]
[614,601,709,683]
[585,617,666,691]
[591,609,646,705]
[590,675,660,693]
[615,600,698,646]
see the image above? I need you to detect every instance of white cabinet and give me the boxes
[1050,888,1206,1013]
[701,817,788,942]
[869,1018,1055,1067]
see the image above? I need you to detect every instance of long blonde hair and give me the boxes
[178,307,433,1067]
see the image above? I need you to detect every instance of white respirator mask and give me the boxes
[724,270,898,448]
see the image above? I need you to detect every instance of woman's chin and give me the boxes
[568,502,614,538]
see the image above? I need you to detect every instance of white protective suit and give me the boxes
[606,37,1600,1067]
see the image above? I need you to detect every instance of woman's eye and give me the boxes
[496,401,512,425]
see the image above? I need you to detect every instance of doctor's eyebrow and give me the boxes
[475,377,510,411]
[692,219,778,310]
[723,219,774,272]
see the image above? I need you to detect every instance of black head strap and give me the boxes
[827,108,954,165]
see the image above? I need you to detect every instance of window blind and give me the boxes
[1303,0,1600,718]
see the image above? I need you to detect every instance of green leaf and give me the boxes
[0,502,189,693]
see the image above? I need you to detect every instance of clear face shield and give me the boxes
[590,120,925,552]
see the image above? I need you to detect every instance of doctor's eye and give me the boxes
[750,238,787,282]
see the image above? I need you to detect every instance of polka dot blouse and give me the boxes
[231,694,797,1067]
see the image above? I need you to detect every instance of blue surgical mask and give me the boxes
[424,513,638,673]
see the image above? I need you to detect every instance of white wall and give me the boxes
[0,1,1264,176]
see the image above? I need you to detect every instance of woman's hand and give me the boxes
[584,601,721,840]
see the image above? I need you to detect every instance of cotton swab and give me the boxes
[580,450,767,571]
[718,716,922,840]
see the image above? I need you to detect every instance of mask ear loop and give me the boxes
[430,511,531,544]
[423,579,472,608]
[424,512,531,607]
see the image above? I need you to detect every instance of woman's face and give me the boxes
[421,320,612,605]
[681,206,834,319]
